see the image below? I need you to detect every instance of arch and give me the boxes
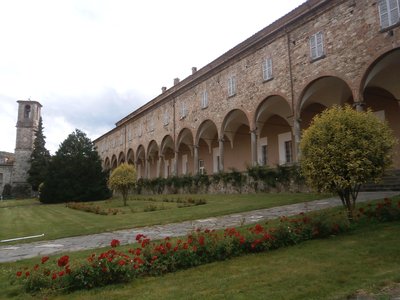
[147,140,159,178]
[136,145,146,178]
[361,48,400,167]
[177,128,195,175]
[220,109,251,171]
[111,154,117,170]
[104,157,111,170]
[160,135,175,177]
[118,151,125,165]
[299,76,354,130]
[127,148,135,165]
[255,96,294,166]
[196,119,219,174]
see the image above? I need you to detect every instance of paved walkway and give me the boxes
[1,191,399,263]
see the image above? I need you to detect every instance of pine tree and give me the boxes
[39,129,111,203]
[27,117,51,192]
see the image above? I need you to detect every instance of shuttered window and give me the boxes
[310,31,324,60]
[379,0,400,28]
[262,58,273,81]
[228,75,236,97]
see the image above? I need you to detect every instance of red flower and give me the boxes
[16,271,22,277]
[110,239,120,248]
[25,271,30,278]
[34,264,39,271]
[58,271,65,277]
[192,246,197,252]
[198,236,205,246]
[253,224,264,234]
[133,264,139,270]
[41,256,50,264]
[65,266,71,274]
[57,255,69,267]
[183,243,189,250]
[135,234,146,241]
[118,260,126,266]
[52,273,57,280]
[166,242,172,249]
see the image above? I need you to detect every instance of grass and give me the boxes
[0,193,327,242]
[1,219,399,299]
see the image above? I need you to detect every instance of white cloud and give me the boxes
[0,0,305,154]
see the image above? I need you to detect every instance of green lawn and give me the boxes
[0,193,327,242]
[1,220,399,299]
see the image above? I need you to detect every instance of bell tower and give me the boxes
[12,100,42,194]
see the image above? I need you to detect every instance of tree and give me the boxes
[27,117,51,192]
[108,163,137,206]
[39,129,111,203]
[300,105,396,220]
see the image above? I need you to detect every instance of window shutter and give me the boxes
[310,35,317,59]
[266,58,272,79]
[379,0,390,28]
[389,0,400,26]
[316,32,324,57]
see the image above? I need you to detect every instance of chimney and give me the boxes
[161,86,167,93]
[192,67,197,74]
[174,78,180,85]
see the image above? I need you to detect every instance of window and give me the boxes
[228,75,236,97]
[284,140,293,164]
[310,31,324,60]
[198,159,205,174]
[24,105,31,119]
[163,111,169,126]
[379,0,400,28]
[261,145,268,166]
[180,102,188,119]
[262,58,273,81]
[201,90,208,109]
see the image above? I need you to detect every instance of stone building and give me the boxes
[94,0,400,179]
[0,100,42,196]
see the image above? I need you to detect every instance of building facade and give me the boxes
[0,100,42,195]
[94,0,400,179]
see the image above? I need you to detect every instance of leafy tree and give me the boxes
[39,129,111,203]
[300,105,396,220]
[27,117,51,192]
[108,163,137,206]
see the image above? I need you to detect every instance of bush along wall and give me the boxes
[14,198,400,294]
[135,165,306,195]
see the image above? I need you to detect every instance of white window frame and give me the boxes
[180,102,188,119]
[201,90,208,109]
[310,31,324,60]
[262,58,273,81]
[198,159,205,174]
[228,75,236,97]
[163,110,169,126]
[379,0,400,29]
[278,132,292,165]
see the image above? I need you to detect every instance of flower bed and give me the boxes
[15,198,400,294]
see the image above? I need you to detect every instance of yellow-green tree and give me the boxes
[300,105,396,220]
[108,163,137,206]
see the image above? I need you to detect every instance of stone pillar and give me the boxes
[293,118,301,162]
[146,158,151,179]
[218,138,224,172]
[354,101,365,112]
[250,130,258,166]
[193,145,199,174]
[174,151,178,176]
[157,155,163,178]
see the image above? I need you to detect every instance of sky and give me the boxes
[0,0,305,154]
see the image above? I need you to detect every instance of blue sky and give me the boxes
[0,0,305,154]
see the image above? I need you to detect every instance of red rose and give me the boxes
[58,271,65,277]
[41,256,50,264]
[110,239,120,248]
[57,255,69,267]
[25,271,30,277]
[52,273,57,280]
[118,260,126,266]
[16,271,22,277]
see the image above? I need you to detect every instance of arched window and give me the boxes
[24,105,31,119]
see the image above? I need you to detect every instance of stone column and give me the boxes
[250,130,258,166]
[146,158,151,179]
[157,155,163,178]
[173,151,178,176]
[218,138,224,172]
[193,145,199,174]
[354,101,365,112]
[293,118,301,162]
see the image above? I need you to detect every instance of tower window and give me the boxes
[24,105,31,119]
